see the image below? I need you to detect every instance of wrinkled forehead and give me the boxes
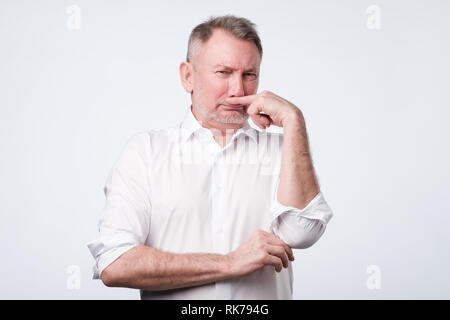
[196,30,261,71]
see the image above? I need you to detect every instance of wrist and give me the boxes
[281,108,304,128]
[221,253,236,279]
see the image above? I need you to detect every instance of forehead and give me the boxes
[198,29,261,70]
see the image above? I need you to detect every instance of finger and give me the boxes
[264,254,283,272]
[266,235,295,261]
[250,114,267,130]
[249,113,270,123]
[258,231,294,261]
[225,95,258,106]
[246,100,271,129]
[248,109,271,129]
[266,245,289,268]
[256,113,272,128]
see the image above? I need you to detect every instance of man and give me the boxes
[88,15,333,300]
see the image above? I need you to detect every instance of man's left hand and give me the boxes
[224,90,304,130]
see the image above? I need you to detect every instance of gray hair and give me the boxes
[186,15,263,65]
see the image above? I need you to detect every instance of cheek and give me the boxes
[194,75,228,108]
[245,81,259,95]
[201,75,228,98]
[209,76,228,93]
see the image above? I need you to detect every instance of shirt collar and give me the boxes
[180,106,258,143]
[180,105,204,141]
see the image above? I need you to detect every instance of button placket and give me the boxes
[211,151,232,299]
[211,152,228,253]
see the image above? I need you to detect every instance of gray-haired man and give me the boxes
[88,15,333,300]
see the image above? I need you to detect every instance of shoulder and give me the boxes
[127,127,178,145]
[123,126,181,157]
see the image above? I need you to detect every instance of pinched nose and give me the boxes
[228,75,245,97]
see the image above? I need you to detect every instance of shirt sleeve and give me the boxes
[87,133,152,279]
[266,131,333,249]
[269,191,333,249]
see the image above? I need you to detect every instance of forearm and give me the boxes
[101,244,231,291]
[278,114,320,209]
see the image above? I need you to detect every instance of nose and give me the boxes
[228,74,245,97]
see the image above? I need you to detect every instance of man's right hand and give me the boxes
[101,230,295,291]
[226,229,295,277]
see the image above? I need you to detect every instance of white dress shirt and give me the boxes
[87,106,333,299]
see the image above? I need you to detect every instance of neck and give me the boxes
[191,105,245,148]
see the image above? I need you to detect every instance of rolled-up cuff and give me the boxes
[269,192,333,248]
[87,233,140,279]
[269,191,333,228]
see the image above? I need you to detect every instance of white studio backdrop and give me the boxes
[0,0,449,299]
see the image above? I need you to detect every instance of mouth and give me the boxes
[221,104,245,110]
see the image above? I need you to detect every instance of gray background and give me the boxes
[1,0,449,299]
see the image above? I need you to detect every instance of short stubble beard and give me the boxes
[196,102,249,125]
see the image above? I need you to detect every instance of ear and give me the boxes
[179,61,194,94]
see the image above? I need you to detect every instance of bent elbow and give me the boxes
[290,234,320,249]
[275,216,326,249]
[282,231,320,249]
[100,265,117,287]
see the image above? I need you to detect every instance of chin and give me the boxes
[216,111,248,124]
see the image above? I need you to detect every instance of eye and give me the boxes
[244,73,258,80]
[216,70,230,74]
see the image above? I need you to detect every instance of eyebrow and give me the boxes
[213,64,258,73]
